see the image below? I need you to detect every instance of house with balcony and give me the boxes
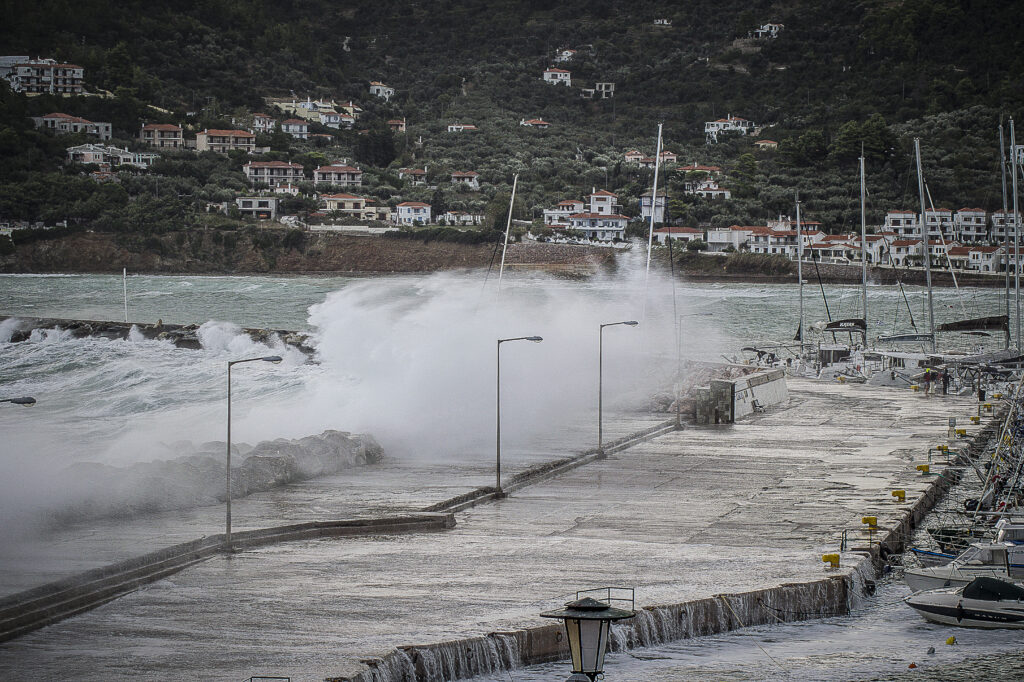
[884,209,919,238]
[313,164,362,187]
[243,160,305,187]
[754,139,778,150]
[659,150,678,164]
[398,168,427,185]
[704,114,756,143]
[196,129,255,153]
[594,82,615,98]
[653,226,704,245]
[323,193,369,218]
[992,209,1022,243]
[689,178,731,200]
[954,208,988,242]
[889,239,923,266]
[369,81,394,101]
[924,208,955,240]
[639,189,667,223]
[7,60,84,94]
[708,225,763,252]
[139,123,183,148]
[235,196,279,220]
[752,22,784,39]
[388,119,406,132]
[451,171,480,189]
[396,201,431,225]
[624,150,644,163]
[442,211,485,226]
[852,234,890,264]
[252,113,275,134]
[66,144,157,169]
[542,68,571,86]
[567,190,627,240]
[543,200,585,226]
[280,119,310,139]
[33,113,111,140]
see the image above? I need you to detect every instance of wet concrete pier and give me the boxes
[0,380,990,680]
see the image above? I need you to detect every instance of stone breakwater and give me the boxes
[0,315,315,354]
[50,430,382,524]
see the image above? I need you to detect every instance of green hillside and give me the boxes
[1,0,1023,239]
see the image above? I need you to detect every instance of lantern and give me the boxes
[540,596,635,680]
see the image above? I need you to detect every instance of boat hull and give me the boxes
[905,595,1024,629]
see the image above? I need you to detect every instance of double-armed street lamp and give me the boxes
[496,335,543,497]
[225,355,282,548]
[0,397,36,406]
[598,321,638,456]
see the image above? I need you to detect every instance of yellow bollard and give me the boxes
[822,553,840,569]
[837,375,846,383]
[892,490,906,503]
[917,464,931,474]
[910,384,920,392]
[993,393,1003,399]
[970,415,981,424]
[862,516,877,529]
[984,403,993,413]
[955,428,967,437]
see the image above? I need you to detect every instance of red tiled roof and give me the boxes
[545,68,571,73]
[569,213,629,220]
[957,207,986,213]
[315,165,361,173]
[244,161,303,168]
[282,119,308,125]
[141,123,181,131]
[891,239,922,247]
[398,201,430,207]
[452,171,479,177]
[322,193,364,200]
[654,227,702,233]
[201,129,255,137]
[17,62,82,69]
[589,190,618,197]
[558,200,584,206]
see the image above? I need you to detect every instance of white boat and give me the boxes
[905,542,1024,592]
[905,576,1024,628]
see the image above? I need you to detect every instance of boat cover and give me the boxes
[962,576,1024,601]
[824,318,866,333]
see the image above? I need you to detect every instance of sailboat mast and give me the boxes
[860,151,868,332]
[643,123,664,289]
[1000,123,1010,347]
[796,194,804,345]
[913,138,936,352]
[1011,119,1021,351]
[496,173,518,292]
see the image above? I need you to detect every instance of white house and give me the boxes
[314,164,362,187]
[704,114,756,143]
[924,208,955,240]
[689,178,731,200]
[752,23,784,39]
[396,201,431,225]
[653,227,703,245]
[280,119,310,139]
[594,82,615,98]
[369,81,394,101]
[543,200,585,226]
[139,123,183,148]
[243,160,305,187]
[954,207,988,242]
[639,189,667,223]
[66,144,157,169]
[853,234,890,264]
[235,196,280,220]
[992,209,1022,243]
[447,123,478,132]
[884,209,920,238]
[707,225,761,252]
[33,112,111,140]
[624,150,645,163]
[520,118,550,128]
[567,190,627,240]
[889,239,923,266]
[451,171,480,189]
[318,111,347,129]
[442,210,484,226]
[252,113,275,134]
[398,168,427,185]
[543,68,571,86]
[554,49,577,63]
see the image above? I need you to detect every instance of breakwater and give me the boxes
[0,315,315,353]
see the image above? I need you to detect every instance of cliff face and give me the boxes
[0,231,618,274]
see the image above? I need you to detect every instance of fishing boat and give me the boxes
[905,576,1024,628]
[905,542,1024,592]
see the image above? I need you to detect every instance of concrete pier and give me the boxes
[0,380,992,681]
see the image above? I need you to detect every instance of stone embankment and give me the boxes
[0,315,315,353]
[51,430,382,524]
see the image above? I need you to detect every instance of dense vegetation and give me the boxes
[1,1,1022,246]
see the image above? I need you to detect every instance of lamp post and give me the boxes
[496,335,543,497]
[225,355,282,548]
[0,397,36,406]
[540,597,636,681]
[598,321,638,456]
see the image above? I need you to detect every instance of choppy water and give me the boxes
[1,268,1021,679]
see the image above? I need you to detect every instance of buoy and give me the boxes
[892,490,906,503]
[861,516,877,529]
[917,464,930,474]
[822,553,840,568]
[946,635,956,645]
[909,662,917,669]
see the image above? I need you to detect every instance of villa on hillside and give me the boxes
[243,160,304,187]
[704,114,756,143]
[640,189,667,223]
[447,123,478,132]
[252,113,275,133]
[388,119,406,132]
[451,171,480,189]
[369,81,394,101]
[542,68,571,86]
[396,201,431,225]
[322,193,388,221]
[6,59,84,94]
[140,123,183,148]
[441,210,485,226]
[398,168,427,184]
[33,113,111,140]
[653,226,704,245]
[543,199,585,226]
[280,119,310,139]
[553,49,577,63]
[313,164,362,187]
[752,23,784,39]
[235,197,280,220]
[567,190,628,240]
[196,129,255,153]
[755,139,778,150]
[66,144,158,169]
[520,118,550,128]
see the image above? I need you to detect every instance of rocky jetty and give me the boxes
[0,315,315,354]
[51,430,382,523]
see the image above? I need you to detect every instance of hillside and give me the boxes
[1,1,1023,259]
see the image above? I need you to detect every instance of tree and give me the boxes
[686,238,708,251]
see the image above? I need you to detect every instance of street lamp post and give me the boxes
[225,355,282,548]
[0,397,36,406]
[496,335,543,497]
[598,321,638,456]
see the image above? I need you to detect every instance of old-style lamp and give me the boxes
[540,597,635,680]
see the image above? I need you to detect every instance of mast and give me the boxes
[1000,123,1010,347]
[796,193,804,345]
[123,268,128,323]
[643,123,664,289]
[1012,119,1021,351]
[914,138,936,352]
[496,173,518,292]
[859,149,868,333]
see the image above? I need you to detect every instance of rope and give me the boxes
[718,595,786,672]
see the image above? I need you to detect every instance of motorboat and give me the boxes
[905,576,1024,628]
[909,547,955,567]
[905,542,1024,592]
